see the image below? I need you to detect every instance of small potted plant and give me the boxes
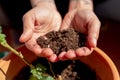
[0,27,119,80]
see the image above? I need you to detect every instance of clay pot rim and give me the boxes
[94,47,120,80]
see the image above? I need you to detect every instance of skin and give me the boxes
[20,0,62,62]
[59,0,101,60]
[19,0,101,62]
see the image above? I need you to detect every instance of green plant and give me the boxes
[0,26,55,80]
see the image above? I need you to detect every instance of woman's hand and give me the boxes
[19,2,62,62]
[58,0,101,60]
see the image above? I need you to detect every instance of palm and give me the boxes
[59,9,100,60]
[20,6,62,62]
[30,6,62,38]
[62,10,97,33]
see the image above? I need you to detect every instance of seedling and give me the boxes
[0,26,55,80]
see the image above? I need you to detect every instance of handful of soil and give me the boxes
[37,28,86,55]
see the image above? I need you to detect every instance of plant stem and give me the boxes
[1,42,34,68]
[48,62,55,77]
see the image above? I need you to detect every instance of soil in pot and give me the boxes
[14,28,100,80]
[14,58,98,80]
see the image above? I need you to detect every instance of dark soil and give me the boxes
[37,28,86,55]
[14,58,98,80]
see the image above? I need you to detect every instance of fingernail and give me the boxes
[19,34,24,41]
[93,38,97,47]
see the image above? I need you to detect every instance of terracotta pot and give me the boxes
[0,45,119,80]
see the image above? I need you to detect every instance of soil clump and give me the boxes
[37,28,86,55]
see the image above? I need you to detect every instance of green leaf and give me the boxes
[29,75,54,80]
[41,76,54,80]
[30,63,54,80]
[30,64,46,79]
[0,26,7,45]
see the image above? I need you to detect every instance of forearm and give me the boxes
[69,0,93,11]
[30,0,56,9]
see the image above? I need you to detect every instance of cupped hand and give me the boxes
[19,3,62,62]
[59,9,101,60]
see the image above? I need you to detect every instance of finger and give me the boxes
[19,14,34,42]
[75,47,93,56]
[25,38,42,55]
[58,51,67,60]
[88,18,101,48]
[65,50,76,60]
[60,16,71,30]
[60,11,75,30]
[47,54,58,62]
[41,48,54,58]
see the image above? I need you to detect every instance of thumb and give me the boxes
[60,16,71,30]
[88,19,101,48]
[60,11,75,30]
[19,16,34,42]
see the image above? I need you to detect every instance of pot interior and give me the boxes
[0,45,119,80]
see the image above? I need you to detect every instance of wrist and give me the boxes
[30,0,56,9]
[78,0,93,10]
[69,0,93,11]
